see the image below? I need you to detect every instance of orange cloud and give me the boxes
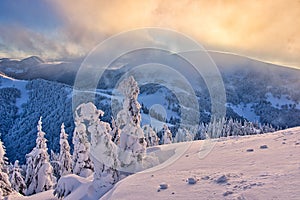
[50,0,300,68]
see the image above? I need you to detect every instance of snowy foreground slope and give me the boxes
[10,127,300,200]
[103,127,300,200]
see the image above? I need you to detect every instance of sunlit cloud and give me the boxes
[50,0,300,68]
[0,0,299,68]
[0,25,86,59]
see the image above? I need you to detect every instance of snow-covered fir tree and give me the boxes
[58,123,72,178]
[10,160,26,195]
[195,122,207,140]
[224,118,234,137]
[110,117,120,145]
[50,150,59,161]
[25,117,56,195]
[77,103,120,187]
[72,112,94,177]
[262,123,275,133]
[206,117,225,138]
[195,117,277,139]
[142,125,159,146]
[54,103,120,199]
[116,76,147,171]
[0,139,12,197]
[174,128,194,143]
[162,124,173,144]
[50,150,60,180]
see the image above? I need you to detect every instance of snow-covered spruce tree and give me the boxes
[262,123,275,133]
[142,125,159,147]
[224,118,233,137]
[58,123,72,178]
[10,160,26,195]
[54,103,120,199]
[174,128,194,143]
[50,150,60,179]
[50,150,59,161]
[116,76,147,171]
[110,117,120,145]
[25,117,56,196]
[206,117,225,138]
[162,124,173,144]
[195,122,206,140]
[79,103,120,187]
[72,114,94,177]
[0,139,12,197]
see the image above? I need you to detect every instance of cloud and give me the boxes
[1,0,299,68]
[48,0,300,68]
[0,24,86,59]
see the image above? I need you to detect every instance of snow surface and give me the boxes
[102,127,300,200]
[0,75,29,113]
[266,92,300,109]
[8,190,56,200]
[140,113,174,131]
[226,103,260,122]
[8,127,300,199]
[139,90,179,116]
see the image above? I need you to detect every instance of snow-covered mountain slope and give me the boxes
[11,127,299,200]
[0,56,81,85]
[1,51,300,126]
[102,127,300,200]
[0,73,29,113]
[0,74,180,163]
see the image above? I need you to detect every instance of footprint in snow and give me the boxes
[223,191,233,196]
[260,145,268,149]
[215,175,228,184]
[159,183,168,189]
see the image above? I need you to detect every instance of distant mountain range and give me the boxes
[1,51,299,90]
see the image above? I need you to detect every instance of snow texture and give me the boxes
[53,174,89,199]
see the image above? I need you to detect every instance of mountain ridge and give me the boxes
[0,51,299,87]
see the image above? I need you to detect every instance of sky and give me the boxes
[0,0,299,69]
